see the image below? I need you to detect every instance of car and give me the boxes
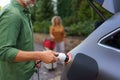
[61,0,120,80]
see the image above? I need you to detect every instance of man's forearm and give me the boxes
[14,50,40,62]
[13,50,58,63]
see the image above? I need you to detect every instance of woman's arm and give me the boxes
[49,26,55,39]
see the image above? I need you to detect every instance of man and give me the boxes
[0,0,58,80]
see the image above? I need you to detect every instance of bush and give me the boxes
[33,20,94,38]
[33,20,51,33]
[67,21,94,37]
[62,16,76,26]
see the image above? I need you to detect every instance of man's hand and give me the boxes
[65,53,72,64]
[39,50,58,64]
[35,60,41,68]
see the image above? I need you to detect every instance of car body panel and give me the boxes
[61,12,120,80]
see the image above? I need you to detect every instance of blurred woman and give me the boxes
[50,16,66,53]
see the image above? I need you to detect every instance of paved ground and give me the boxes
[31,43,64,80]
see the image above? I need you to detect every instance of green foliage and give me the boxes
[57,0,72,18]
[31,0,54,22]
[31,0,112,37]
[38,0,54,21]
[70,0,82,23]
[33,20,51,33]
[62,16,74,26]
[70,1,99,23]
[31,0,54,34]
[77,1,94,21]
[67,21,94,37]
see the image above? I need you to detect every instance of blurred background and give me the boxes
[0,0,112,37]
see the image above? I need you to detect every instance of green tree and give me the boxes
[70,0,98,22]
[71,0,82,23]
[57,0,82,25]
[57,0,72,18]
[34,0,54,22]
[32,0,54,33]
[77,1,93,21]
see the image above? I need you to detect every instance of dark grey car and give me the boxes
[61,0,120,80]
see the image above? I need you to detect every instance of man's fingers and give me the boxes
[40,50,58,64]
[65,53,72,64]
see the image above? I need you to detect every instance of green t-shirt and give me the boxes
[0,1,35,80]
